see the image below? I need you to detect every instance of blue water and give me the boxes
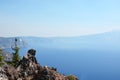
[19,48,120,80]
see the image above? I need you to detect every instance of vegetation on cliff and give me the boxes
[11,38,21,66]
[0,38,78,80]
[0,48,4,66]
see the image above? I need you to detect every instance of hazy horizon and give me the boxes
[0,0,120,37]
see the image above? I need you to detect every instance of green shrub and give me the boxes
[67,75,78,80]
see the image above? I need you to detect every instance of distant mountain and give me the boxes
[0,31,120,50]
[22,31,120,50]
[0,37,28,49]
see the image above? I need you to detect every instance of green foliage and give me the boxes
[0,49,4,66]
[12,47,20,66]
[67,75,78,80]
[11,38,21,67]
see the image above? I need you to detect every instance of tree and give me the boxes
[11,38,21,67]
[0,48,4,66]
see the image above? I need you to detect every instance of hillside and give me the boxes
[0,49,78,80]
[0,31,120,51]
[22,31,120,50]
[0,37,27,49]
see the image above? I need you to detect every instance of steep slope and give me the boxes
[0,49,78,80]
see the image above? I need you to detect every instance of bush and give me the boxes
[67,75,78,80]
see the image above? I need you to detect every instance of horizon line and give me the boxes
[1,30,118,38]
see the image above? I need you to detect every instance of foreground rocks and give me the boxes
[0,49,78,80]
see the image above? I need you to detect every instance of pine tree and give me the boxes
[12,38,21,67]
[0,48,4,66]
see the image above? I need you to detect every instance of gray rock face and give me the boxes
[1,64,19,80]
[0,67,8,80]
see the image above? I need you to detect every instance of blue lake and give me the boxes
[19,48,120,80]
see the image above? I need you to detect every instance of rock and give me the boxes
[1,49,78,80]
[0,67,8,80]
[2,64,19,80]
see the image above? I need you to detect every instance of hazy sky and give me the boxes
[0,0,120,37]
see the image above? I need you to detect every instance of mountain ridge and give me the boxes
[0,30,120,50]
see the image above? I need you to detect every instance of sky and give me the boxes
[0,0,120,37]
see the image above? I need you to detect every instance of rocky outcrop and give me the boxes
[0,67,8,80]
[0,49,78,80]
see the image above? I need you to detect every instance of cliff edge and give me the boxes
[0,49,78,80]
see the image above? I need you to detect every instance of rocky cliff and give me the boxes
[0,49,78,80]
